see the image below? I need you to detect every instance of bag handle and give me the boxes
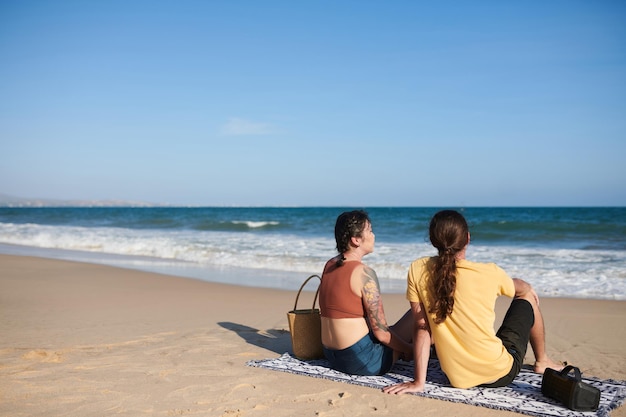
[560,365,582,381]
[293,274,321,311]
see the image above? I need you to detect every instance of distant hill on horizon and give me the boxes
[0,193,163,208]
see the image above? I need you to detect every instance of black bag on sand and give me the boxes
[541,365,601,411]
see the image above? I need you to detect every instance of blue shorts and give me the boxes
[323,332,393,376]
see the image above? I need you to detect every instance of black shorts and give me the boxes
[482,298,535,388]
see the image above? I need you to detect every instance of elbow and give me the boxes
[372,327,392,345]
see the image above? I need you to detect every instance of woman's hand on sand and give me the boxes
[383,381,425,395]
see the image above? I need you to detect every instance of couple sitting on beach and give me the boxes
[319,210,563,393]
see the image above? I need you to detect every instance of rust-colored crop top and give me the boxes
[319,259,365,319]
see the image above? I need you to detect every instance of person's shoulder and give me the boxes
[358,262,380,279]
[339,260,366,276]
[460,260,510,280]
[410,256,432,267]
[408,257,433,278]
[460,259,500,270]
[323,257,337,272]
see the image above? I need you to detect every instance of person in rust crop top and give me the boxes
[319,210,413,376]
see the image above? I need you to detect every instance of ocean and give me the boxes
[0,207,625,300]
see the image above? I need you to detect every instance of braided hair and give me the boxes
[334,210,370,266]
[428,210,469,324]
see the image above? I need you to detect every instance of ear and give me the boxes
[350,235,361,248]
[467,232,471,246]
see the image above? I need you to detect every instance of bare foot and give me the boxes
[534,359,567,374]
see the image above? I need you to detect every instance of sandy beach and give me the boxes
[1,254,625,417]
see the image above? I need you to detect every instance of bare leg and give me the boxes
[390,310,414,343]
[390,310,414,362]
[517,293,564,373]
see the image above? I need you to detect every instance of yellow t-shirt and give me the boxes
[407,257,516,389]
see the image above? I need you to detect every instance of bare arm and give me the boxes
[361,265,412,355]
[383,301,431,394]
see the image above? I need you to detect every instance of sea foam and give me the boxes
[1,221,624,300]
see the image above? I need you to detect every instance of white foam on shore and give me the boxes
[1,222,625,299]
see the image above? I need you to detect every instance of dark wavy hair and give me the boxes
[334,210,370,266]
[428,210,469,324]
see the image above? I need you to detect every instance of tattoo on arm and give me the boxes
[361,266,388,332]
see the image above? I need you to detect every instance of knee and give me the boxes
[507,298,536,327]
[514,282,539,308]
[513,294,538,319]
[515,291,535,304]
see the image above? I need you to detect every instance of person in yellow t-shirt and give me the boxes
[384,210,563,394]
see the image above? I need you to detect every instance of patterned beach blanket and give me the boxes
[247,353,626,417]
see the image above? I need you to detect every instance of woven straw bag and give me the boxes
[287,274,324,360]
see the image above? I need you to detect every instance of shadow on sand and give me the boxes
[218,322,292,355]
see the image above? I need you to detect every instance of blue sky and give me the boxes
[1,1,625,206]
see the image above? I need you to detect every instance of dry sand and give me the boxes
[1,254,625,416]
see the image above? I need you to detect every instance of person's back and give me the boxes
[320,259,365,320]
[408,257,515,388]
[319,258,370,350]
